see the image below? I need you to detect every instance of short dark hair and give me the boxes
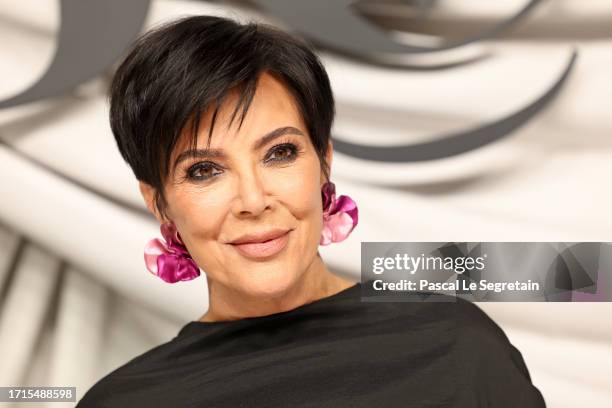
[109,15,335,219]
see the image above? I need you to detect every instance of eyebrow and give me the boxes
[173,126,305,170]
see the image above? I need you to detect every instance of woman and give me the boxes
[77,15,546,407]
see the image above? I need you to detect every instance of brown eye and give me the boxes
[187,162,222,181]
[267,143,298,163]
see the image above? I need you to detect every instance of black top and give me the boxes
[77,281,546,407]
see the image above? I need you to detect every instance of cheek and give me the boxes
[166,187,231,275]
[270,160,322,218]
[271,166,324,248]
[283,178,317,210]
[167,187,227,242]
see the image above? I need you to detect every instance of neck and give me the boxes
[199,256,355,322]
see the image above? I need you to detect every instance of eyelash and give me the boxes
[184,139,303,182]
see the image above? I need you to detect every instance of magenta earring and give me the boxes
[320,181,359,246]
[144,222,200,283]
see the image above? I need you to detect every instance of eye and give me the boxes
[186,162,223,181]
[265,143,299,163]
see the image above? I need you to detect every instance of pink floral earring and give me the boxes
[320,181,358,246]
[144,222,200,283]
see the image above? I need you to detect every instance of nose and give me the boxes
[230,167,269,218]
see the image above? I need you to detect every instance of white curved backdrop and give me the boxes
[0,1,611,407]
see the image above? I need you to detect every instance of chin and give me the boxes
[235,267,299,299]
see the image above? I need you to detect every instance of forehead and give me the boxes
[173,72,306,156]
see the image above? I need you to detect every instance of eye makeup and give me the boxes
[181,137,305,183]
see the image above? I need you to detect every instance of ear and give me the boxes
[138,181,165,223]
[321,139,334,185]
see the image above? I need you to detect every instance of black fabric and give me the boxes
[77,281,546,407]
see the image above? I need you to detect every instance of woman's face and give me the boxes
[141,72,332,298]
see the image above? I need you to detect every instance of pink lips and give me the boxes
[229,230,291,260]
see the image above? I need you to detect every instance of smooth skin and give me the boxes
[139,72,355,322]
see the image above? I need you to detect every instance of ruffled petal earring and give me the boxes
[320,181,358,246]
[144,222,201,283]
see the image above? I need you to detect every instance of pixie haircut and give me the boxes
[109,15,335,219]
